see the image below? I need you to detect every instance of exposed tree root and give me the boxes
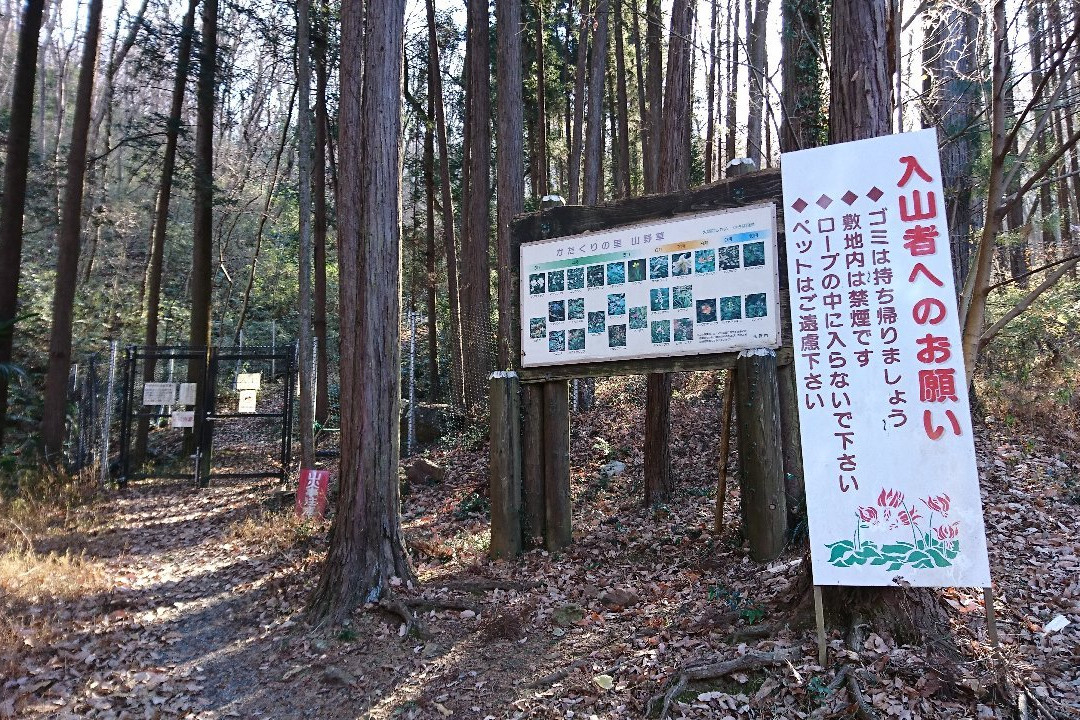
[524,640,620,689]
[846,667,879,720]
[402,596,479,613]
[526,657,592,688]
[1022,685,1072,720]
[648,649,797,719]
[808,665,852,719]
[436,578,540,592]
[686,609,740,634]
[379,594,430,640]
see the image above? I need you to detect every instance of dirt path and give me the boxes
[3,377,1080,719]
[5,476,321,718]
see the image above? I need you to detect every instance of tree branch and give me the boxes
[1000,124,1080,221]
[999,17,1080,161]
[980,257,1078,348]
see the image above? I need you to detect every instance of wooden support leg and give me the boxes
[521,382,546,547]
[735,349,788,562]
[777,361,805,531]
[489,372,522,558]
[984,586,1000,648]
[715,368,736,532]
[813,585,827,666]
[543,379,571,551]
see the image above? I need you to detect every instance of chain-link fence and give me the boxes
[62,342,121,485]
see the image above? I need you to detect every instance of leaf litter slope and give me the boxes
[1,373,1078,718]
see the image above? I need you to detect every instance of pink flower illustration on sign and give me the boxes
[894,507,922,528]
[935,522,959,541]
[826,487,960,571]
[923,493,951,516]
[857,506,879,524]
[877,488,904,508]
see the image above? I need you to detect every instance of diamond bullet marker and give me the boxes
[792,198,808,213]
[842,191,858,205]
[866,186,884,202]
[816,194,833,209]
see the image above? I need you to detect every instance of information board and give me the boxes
[781,129,990,587]
[143,382,176,406]
[519,204,780,367]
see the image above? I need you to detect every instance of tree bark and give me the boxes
[778,0,825,536]
[569,0,590,204]
[725,0,740,165]
[960,0,1006,382]
[0,0,46,448]
[922,0,981,290]
[705,0,718,183]
[1026,0,1055,264]
[497,0,525,369]
[630,0,648,191]
[645,0,693,506]
[643,372,672,505]
[188,0,218,370]
[736,352,787,561]
[40,0,105,459]
[427,0,465,410]
[1000,31,1028,287]
[309,0,413,622]
[829,0,892,144]
[134,0,199,463]
[643,0,662,193]
[583,0,608,205]
[659,0,692,193]
[744,0,771,167]
[297,0,315,468]
[424,60,440,401]
[1057,6,1080,276]
[314,0,331,425]
[534,0,550,198]
[613,0,631,197]
[780,0,825,153]
[461,0,494,411]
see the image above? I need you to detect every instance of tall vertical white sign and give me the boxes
[781,129,990,587]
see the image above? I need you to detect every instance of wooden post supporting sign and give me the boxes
[489,372,522,558]
[543,379,571,551]
[521,382,546,546]
[735,348,788,561]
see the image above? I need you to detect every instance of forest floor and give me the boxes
[2,373,1079,719]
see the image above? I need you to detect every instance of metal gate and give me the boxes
[117,344,296,487]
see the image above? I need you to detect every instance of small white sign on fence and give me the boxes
[236,373,261,391]
[142,382,176,406]
[781,128,990,588]
[238,389,258,413]
[170,410,195,428]
[177,383,198,406]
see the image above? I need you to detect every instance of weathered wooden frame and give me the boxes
[490,169,791,557]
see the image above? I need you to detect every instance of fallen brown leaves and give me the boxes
[0,372,1077,719]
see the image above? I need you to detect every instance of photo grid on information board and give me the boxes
[519,204,781,368]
